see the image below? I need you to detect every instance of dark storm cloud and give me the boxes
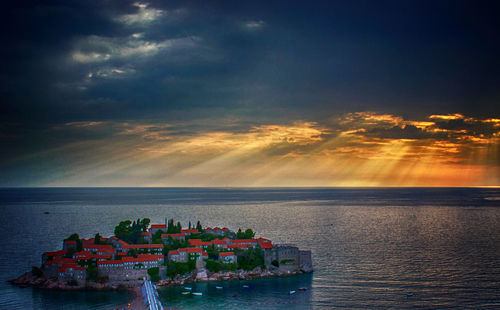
[1,0,500,185]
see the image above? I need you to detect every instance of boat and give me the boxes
[44,211,50,214]
[242,285,249,288]
[289,290,296,295]
[215,286,223,289]
[181,292,190,295]
[192,292,203,296]
[184,287,192,290]
[298,287,307,291]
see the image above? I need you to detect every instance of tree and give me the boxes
[236,228,255,239]
[237,248,264,271]
[147,267,160,282]
[64,233,82,251]
[196,221,202,232]
[114,218,151,244]
[94,233,101,244]
[32,266,44,278]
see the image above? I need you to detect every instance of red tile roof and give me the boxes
[97,260,123,266]
[227,244,250,249]
[187,247,202,254]
[219,252,235,256]
[181,229,199,233]
[188,239,203,246]
[122,255,163,263]
[123,244,163,249]
[212,239,228,245]
[231,239,257,244]
[45,250,67,257]
[168,250,179,255]
[64,240,76,245]
[161,233,185,238]
[83,244,113,249]
[150,224,167,229]
[259,242,274,249]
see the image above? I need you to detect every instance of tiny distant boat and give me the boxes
[192,292,203,296]
[242,285,249,288]
[216,286,223,289]
[407,293,414,297]
[289,290,296,295]
[44,211,50,214]
[184,287,192,290]
[298,287,307,291]
[181,292,190,295]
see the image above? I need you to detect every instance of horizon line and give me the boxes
[1,185,499,189]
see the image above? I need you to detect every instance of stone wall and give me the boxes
[99,268,147,281]
[299,250,312,271]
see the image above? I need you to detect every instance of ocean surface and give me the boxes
[0,187,499,309]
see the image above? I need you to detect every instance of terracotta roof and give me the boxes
[123,244,163,249]
[188,239,203,246]
[83,244,112,249]
[64,240,76,244]
[122,255,163,263]
[187,247,202,254]
[168,250,179,255]
[227,244,249,249]
[161,233,185,238]
[231,239,257,244]
[44,250,67,257]
[150,224,167,229]
[181,229,199,233]
[219,252,235,256]
[259,242,274,249]
[212,239,228,245]
[141,232,151,236]
[97,260,123,266]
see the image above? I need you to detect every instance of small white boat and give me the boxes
[216,286,223,289]
[184,287,192,290]
[289,290,296,295]
[181,292,190,295]
[242,285,249,288]
[192,292,203,296]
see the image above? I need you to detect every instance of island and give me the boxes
[10,218,313,305]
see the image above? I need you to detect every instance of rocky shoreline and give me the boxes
[9,266,312,290]
[10,267,311,310]
[157,266,312,287]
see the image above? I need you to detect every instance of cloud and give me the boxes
[115,2,163,26]
[70,35,197,63]
[244,20,265,30]
[88,67,136,79]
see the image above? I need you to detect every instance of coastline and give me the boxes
[10,267,312,309]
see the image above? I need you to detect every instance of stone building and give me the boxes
[263,244,312,272]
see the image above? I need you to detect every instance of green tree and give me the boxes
[114,218,151,244]
[64,233,83,251]
[236,228,255,239]
[94,233,101,244]
[32,266,44,278]
[237,248,264,271]
[147,267,160,282]
[196,221,202,232]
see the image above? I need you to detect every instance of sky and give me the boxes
[0,0,499,187]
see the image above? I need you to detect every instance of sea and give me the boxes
[0,187,499,309]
